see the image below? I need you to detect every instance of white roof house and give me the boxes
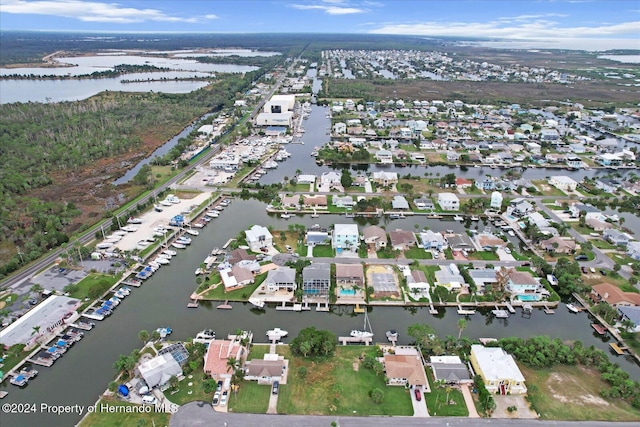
[549,175,577,192]
[437,192,460,211]
[137,353,183,389]
[245,225,273,252]
[470,345,527,395]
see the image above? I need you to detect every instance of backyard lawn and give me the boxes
[404,247,432,260]
[168,368,215,405]
[520,364,640,421]
[78,398,171,427]
[425,370,468,416]
[276,346,413,416]
[202,273,267,301]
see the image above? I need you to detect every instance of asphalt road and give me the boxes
[169,401,639,427]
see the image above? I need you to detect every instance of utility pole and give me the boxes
[16,246,24,264]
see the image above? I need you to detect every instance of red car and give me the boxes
[414,388,422,401]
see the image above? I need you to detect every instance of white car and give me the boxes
[504,247,511,254]
[220,391,228,406]
[142,395,157,405]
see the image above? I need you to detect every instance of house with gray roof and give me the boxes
[604,229,631,247]
[136,353,182,389]
[363,225,387,251]
[618,306,640,332]
[302,263,331,296]
[306,227,330,247]
[265,267,296,292]
[469,268,498,291]
[245,359,285,384]
[430,355,472,384]
[391,195,410,210]
[413,197,435,211]
[335,263,365,287]
[389,229,416,251]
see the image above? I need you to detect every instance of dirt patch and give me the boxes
[352,361,359,371]
[547,370,610,407]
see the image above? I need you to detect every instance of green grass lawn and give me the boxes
[609,252,636,266]
[248,344,272,360]
[592,239,616,250]
[313,245,334,257]
[277,346,413,416]
[202,273,267,301]
[68,273,119,300]
[468,251,499,261]
[0,344,29,376]
[78,398,171,427]
[228,381,271,413]
[168,368,214,406]
[425,370,468,416]
[520,364,640,421]
[404,247,432,260]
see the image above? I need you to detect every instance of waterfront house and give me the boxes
[137,353,183,389]
[603,229,631,247]
[413,197,435,211]
[372,171,398,186]
[508,198,534,217]
[363,225,387,251]
[391,195,410,210]
[375,150,393,163]
[569,203,606,221]
[476,233,508,250]
[446,233,475,252]
[419,230,447,251]
[280,194,299,209]
[333,195,355,208]
[469,268,498,291]
[264,267,297,292]
[335,263,365,287]
[204,339,244,380]
[504,269,540,299]
[296,174,316,185]
[320,171,341,187]
[430,356,472,384]
[565,156,583,169]
[434,264,465,291]
[437,192,460,211]
[332,224,359,253]
[490,191,503,210]
[549,175,578,192]
[221,265,255,290]
[446,151,460,162]
[407,270,430,295]
[594,178,620,194]
[303,194,328,209]
[244,358,285,384]
[455,177,473,189]
[384,347,428,387]
[595,153,623,167]
[585,218,613,232]
[228,248,257,265]
[302,263,331,296]
[591,283,640,308]
[245,225,273,253]
[332,122,347,134]
[305,226,330,247]
[470,344,527,395]
[617,306,640,332]
[389,229,416,251]
[369,266,401,298]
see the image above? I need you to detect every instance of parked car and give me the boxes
[220,391,228,406]
[216,380,223,392]
[212,391,221,406]
[600,269,607,276]
[272,381,279,395]
[142,395,157,405]
[581,266,587,274]
[575,255,588,261]
[414,388,422,401]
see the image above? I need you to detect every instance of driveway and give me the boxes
[410,386,429,417]
[492,394,538,419]
[459,384,480,418]
[267,389,278,414]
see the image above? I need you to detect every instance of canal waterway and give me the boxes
[3,196,640,427]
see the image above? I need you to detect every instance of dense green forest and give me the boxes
[0,66,271,277]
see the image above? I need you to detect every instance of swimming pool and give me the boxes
[518,294,540,302]
[339,289,356,296]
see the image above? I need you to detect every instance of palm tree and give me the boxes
[138,330,149,345]
[457,318,467,340]
[226,356,237,373]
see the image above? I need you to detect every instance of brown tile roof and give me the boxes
[204,340,243,378]
[506,269,538,286]
[335,263,364,281]
[389,229,415,247]
[592,283,640,306]
[384,354,427,386]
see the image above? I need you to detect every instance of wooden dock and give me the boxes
[339,336,373,346]
[428,303,438,315]
[275,302,308,311]
[591,323,607,336]
[222,238,236,249]
[457,305,476,315]
[217,300,232,310]
[354,303,365,314]
[187,299,199,308]
[505,303,516,314]
[610,343,628,355]
[543,305,555,314]
[315,302,330,312]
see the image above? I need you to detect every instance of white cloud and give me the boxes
[0,0,215,24]
[291,3,365,15]
[369,18,640,40]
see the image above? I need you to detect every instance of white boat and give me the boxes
[154,204,164,212]
[386,330,398,340]
[176,236,192,244]
[127,217,142,224]
[155,257,170,265]
[471,216,479,221]
[453,215,464,221]
[566,303,580,313]
[149,261,161,270]
[311,212,319,218]
[249,297,265,309]
[160,200,172,207]
[281,213,291,219]
[96,242,114,250]
[137,240,150,248]
[153,231,165,238]
[120,225,138,232]
[264,160,278,169]
[195,268,205,275]
[185,228,200,236]
[206,211,220,218]
[158,253,172,260]
[172,242,187,249]
[266,328,289,339]
[350,330,374,338]
[82,310,105,321]
[193,329,216,344]
[163,249,177,256]
[156,327,172,338]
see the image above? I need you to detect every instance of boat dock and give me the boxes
[492,309,509,319]
[315,302,330,312]
[610,343,629,355]
[591,323,607,336]
[543,305,555,314]
[457,305,476,315]
[505,303,516,314]
[275,302,309,311]
[354,303,365,314]
[428,303,438,315]
[187,299,199,308]
[338,336,373,346]
[222,238,236,249]
[217,300,232,310]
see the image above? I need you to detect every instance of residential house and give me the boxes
[469,268,498,291]
[220,265,255,290]
[335,263,365,287]
[585,218,613,232]
[389,229,416,251]
[490,191,503,210]
[565,156,583,169]
[332,122,347,134]
[384,347,428,387]
[333,195,354,208]
[375,150,393,163]
[595,153,623,167]
[430,356,472,384]
[446,151,460,162]
[363,225,387,251]
[437,193,460,211]
[264,267,297,292]
[137,353,183,389]
[446,233,475,252]
[434,264,465,291]
[305,226,330,247]
[595,178,620,194]
[302,263,331,296]
[476,233,508,250]
[549,175,578,192]
[280,194,299,209]
[320,171,341,187]
[591,283,640,307]
[407,270,430,295]
[617,306,640,332]
[419,230,447,251]
[372,171,398,186]
[391,195,410,210]
[413,197,435,211]
[245,225,273,253]
[627,241,640,261]
[540,236,577,254]
[296,174,316,185]
[504,269,540,299]
[455,177,473,189]
[204,339,244,380]
[333,224,359,253]
[303,194,328,209]
[603,229,631,247]
[228,248,256,266]
[244,358,285,384]
[470,345,527,395]
[540,128,559,141]
[569,203,606,221]
[508,198,534,217]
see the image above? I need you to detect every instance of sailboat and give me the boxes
[350,310,373,338]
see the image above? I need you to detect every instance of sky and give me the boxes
[1,0,639,50]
